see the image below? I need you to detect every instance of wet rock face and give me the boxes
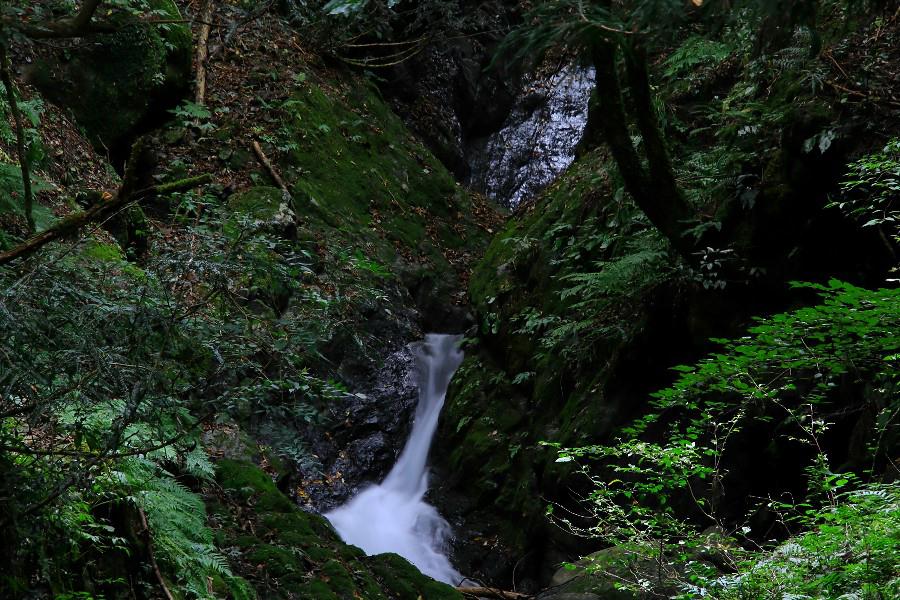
[297,343,421,511]
[379,1,523,179]
[467,65,596,208]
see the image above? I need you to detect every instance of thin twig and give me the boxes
[139,508,176,600]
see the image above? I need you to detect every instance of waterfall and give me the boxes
[325,334,464,584]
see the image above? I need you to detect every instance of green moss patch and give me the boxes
[212,459,462,599]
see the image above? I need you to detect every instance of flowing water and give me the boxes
[325,334,464,584]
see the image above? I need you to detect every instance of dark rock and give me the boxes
[378,1,524,180]
[297,343,422,511]
[25,0,192,164]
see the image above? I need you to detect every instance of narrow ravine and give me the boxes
[325,334,465,585]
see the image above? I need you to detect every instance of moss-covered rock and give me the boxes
[213,459,463,600]
[27,0,192,157]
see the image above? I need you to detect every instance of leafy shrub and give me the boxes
[548,280,900,597]
[832,137,900,235]
[715,484,900,599]
[0,189,362,595]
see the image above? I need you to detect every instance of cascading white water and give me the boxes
[325,334,464,584]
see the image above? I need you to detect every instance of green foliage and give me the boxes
[170,101,216,133]
[0,162,53,227]
[107,458,252,599]
[663,36,733,81]
[507,186,675,368]
[0,190,348,594]
[645,280,898,437]
[0,94,46,167]
[714,485,900,599]
[832,137,900,234]
[548,280,900,597]
[547,437,713,546]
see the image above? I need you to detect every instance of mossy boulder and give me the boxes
[213,459,463,600]
[544,534,736,600]
[227,186,297,239]
[27,0,192,158]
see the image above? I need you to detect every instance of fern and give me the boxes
[663,35,732,81]
[559,245,669,305]
[105,458,253,599]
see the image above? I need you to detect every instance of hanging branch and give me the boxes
[0,44,34,234]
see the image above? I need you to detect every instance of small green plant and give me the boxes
[170,101,216,133]
[663,36,733,82]
[547,280,900,597]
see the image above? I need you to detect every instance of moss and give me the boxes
[246,544,304,577]
[366,553,463,600]
[216,458,294,512]
[82,241,126,262]
[228,186,285,218]
[213,460,459,599]
[278,78,479,277]
[29,1,191,153]
[296,579,341,600]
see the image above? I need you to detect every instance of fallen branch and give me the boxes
[825,79,900,109]
[455,586,531,599]
[0,174,212,266]
[139,508,176,600]
[252,140,292,199]
[194,0,215,105]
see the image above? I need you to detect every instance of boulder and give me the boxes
[27,0,192,160]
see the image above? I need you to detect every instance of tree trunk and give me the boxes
[0,44,35,234]
[622,45,702,255]
[587,41,702,263]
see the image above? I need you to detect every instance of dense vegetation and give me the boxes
[0,0,896,599]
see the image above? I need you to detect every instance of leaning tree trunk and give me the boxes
[622,45,699,246]
[587,41,705,263]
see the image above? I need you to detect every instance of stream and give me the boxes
[325,334,465,584]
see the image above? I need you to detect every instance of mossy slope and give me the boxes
[437,9,900,585]
[212,459,462,600]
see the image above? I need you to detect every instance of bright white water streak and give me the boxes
[325,334,464,584]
